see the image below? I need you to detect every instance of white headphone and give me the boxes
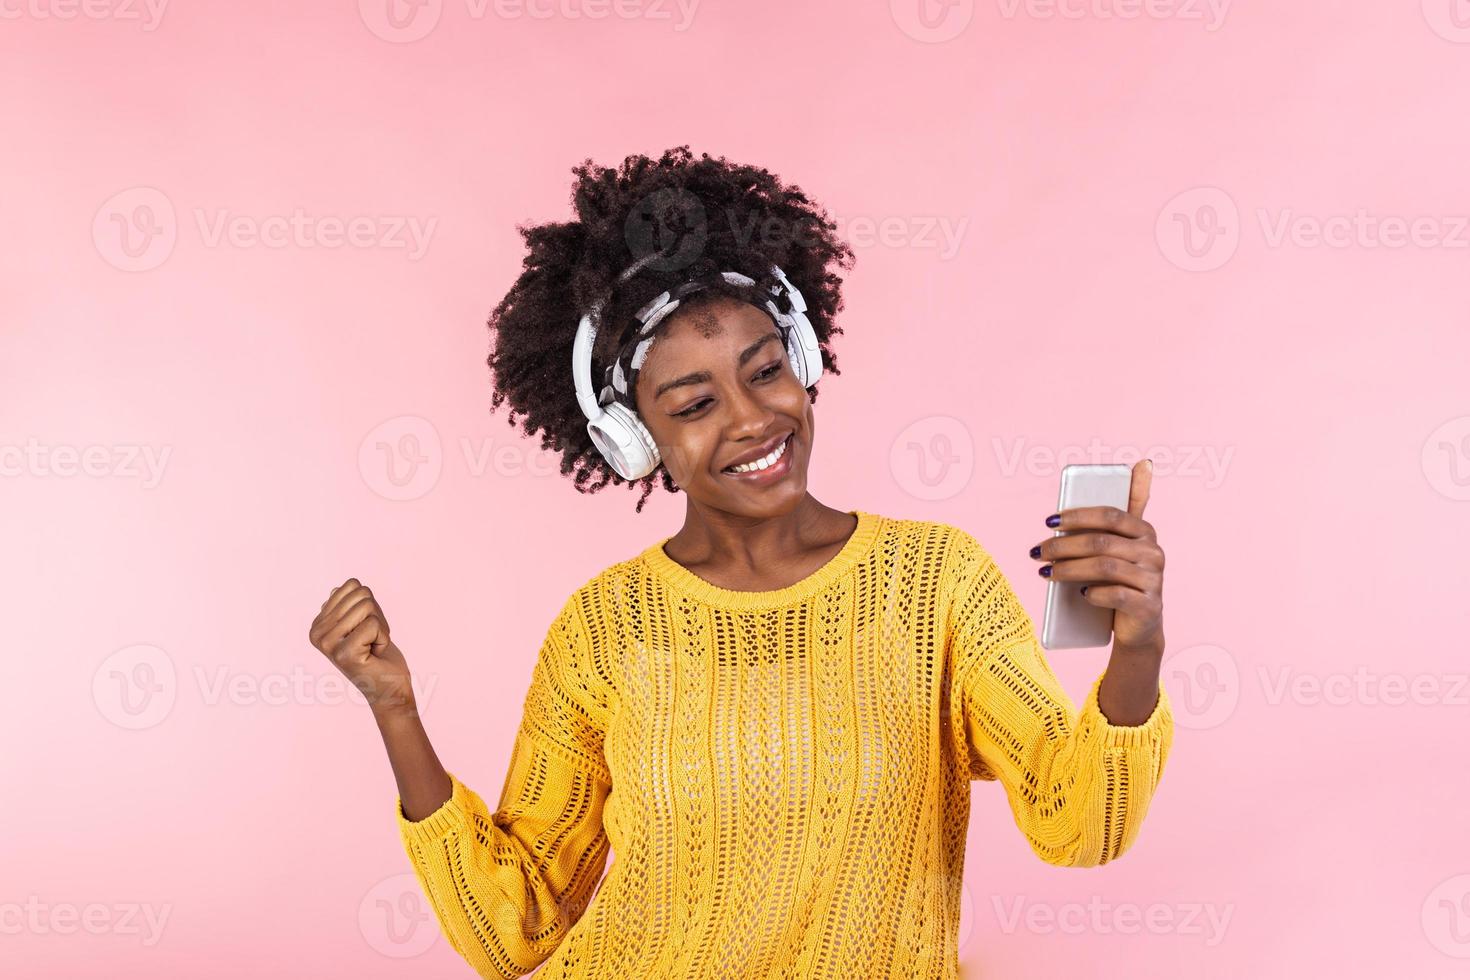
[571,259,823,481]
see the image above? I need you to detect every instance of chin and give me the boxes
[710,466,808,514]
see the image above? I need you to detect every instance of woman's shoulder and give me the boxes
[866,509,989,558]
[865,511,1006,601]
[552,546,651,611]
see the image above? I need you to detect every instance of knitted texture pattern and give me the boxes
[395,510,1174,978]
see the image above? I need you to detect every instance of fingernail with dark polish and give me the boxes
[1029,545,1041,559]
[1045,514,1061,528]
[1081,585,1089,595]
[1038,565,1051,577]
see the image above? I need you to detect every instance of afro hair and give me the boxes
[486,145,855,513]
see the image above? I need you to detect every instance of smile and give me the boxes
[722,433,793,478]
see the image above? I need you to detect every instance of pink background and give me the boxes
[4,1,1468,977]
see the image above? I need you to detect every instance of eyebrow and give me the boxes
[653,333,780,401]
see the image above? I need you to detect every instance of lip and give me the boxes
[720,432,794,483]
[721,430,792,471]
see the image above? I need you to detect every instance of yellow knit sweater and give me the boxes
[396,510,1173,979]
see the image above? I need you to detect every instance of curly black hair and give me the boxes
[486,145,855,513]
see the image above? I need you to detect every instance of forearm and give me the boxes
[1096,635,1166,726]
[375,705,453,822]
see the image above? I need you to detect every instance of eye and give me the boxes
[671,363,784,419]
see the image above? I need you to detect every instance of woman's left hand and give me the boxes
[1029,459,1165,655]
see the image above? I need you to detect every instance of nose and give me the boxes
[724,380,776,440]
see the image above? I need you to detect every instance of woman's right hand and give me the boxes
[309,578,416,718]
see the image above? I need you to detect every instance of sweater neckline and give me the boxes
[639,510,883,610]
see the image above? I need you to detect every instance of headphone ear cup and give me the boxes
[587,401,661,481]
[783,313,823,389]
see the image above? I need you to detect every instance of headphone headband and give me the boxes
[602,269,802,410]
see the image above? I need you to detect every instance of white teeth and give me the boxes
[725,435,789,474]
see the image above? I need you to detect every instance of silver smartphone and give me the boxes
[1040,463,1134,650]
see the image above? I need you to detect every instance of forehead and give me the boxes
[647,297,778,365]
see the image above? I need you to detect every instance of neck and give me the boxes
[665,495,853,574]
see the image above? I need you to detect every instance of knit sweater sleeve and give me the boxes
[394,587,614,978]
[943,528,1173,868]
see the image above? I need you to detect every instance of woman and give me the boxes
[308,147,1173,979]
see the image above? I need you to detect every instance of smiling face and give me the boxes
[632,294,814,517]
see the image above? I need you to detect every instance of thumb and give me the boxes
[1128,458,1154,518]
